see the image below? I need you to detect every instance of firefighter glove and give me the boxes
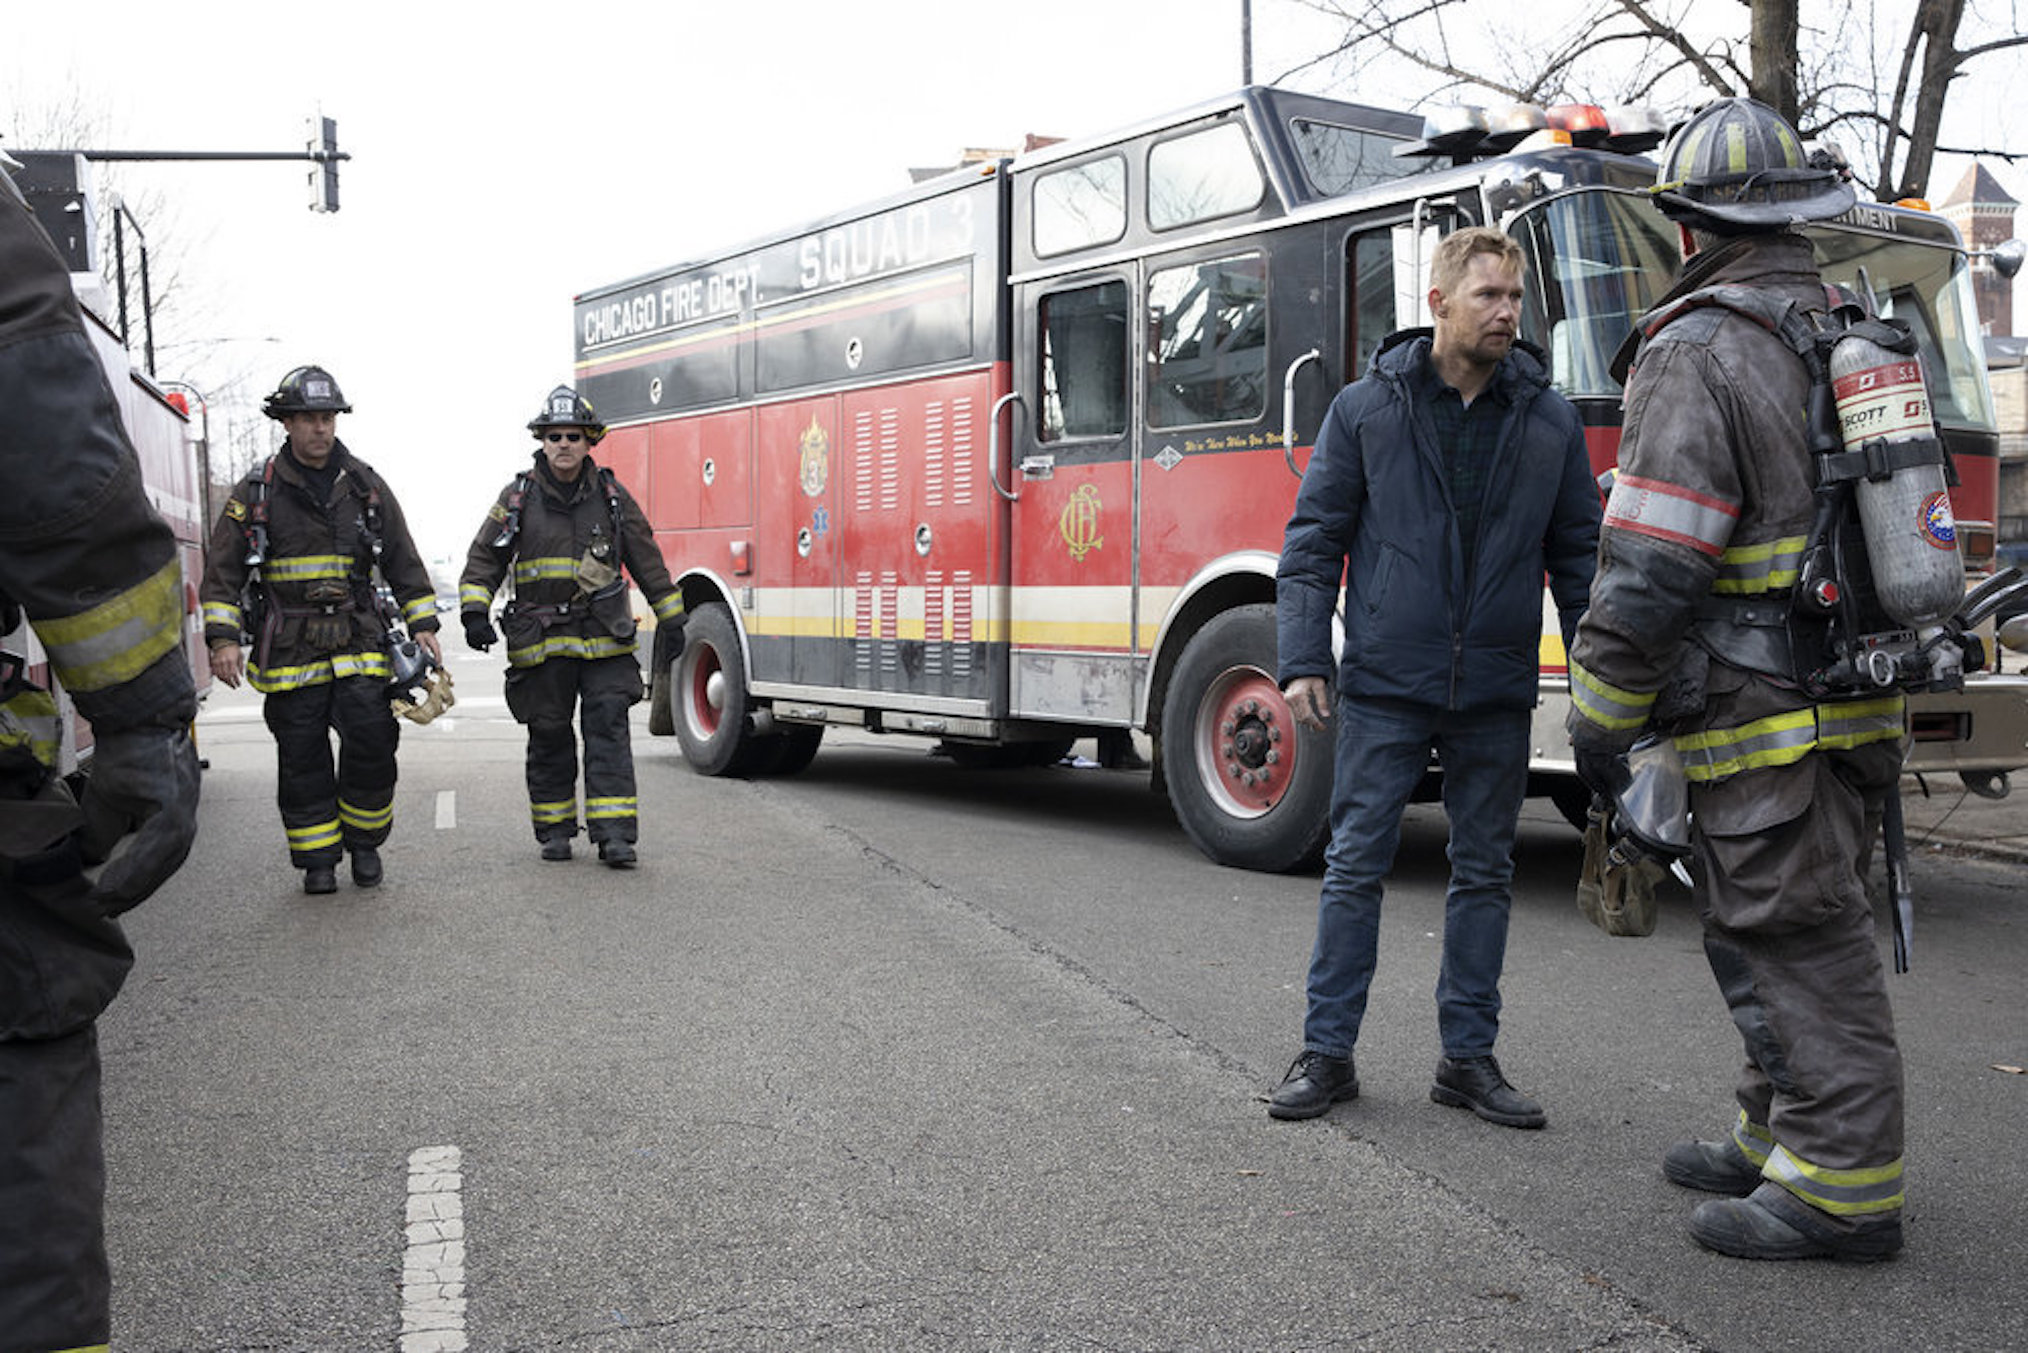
[654,614,687,673]
[1574,746,1632,804]
[77,721,201,917]
[464,612,498,652]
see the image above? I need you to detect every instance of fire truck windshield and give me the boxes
[1508,187,1998,434]
[1809,225,1998,431]
[1508,187,1678,398]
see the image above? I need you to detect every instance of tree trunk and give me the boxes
[1749,0,1801,123]
[1890,0,1967,202]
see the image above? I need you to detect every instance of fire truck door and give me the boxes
[1007,271,1141,723]
[755,398,842,690]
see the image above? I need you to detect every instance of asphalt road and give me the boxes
[98,658,2026,1351]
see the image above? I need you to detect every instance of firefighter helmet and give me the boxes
[261,365,352,419]
[1651,98,1853,233]
[527,385,605,445]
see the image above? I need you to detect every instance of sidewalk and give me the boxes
[1896,769,2028,863]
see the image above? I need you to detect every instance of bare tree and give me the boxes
[1287,0,2026,202]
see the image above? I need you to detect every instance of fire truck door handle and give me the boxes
[1284,348,1322,478]
[989,392,1027,502]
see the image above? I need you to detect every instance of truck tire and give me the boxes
[749,723,825,777]
[673,603,761,776]
[1160,604,1332,872]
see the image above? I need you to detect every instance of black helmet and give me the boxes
[261,365,352,419]
[527,385,605,445]
[1651,98,1854,234]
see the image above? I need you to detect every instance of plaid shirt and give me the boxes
[1416,360,1510,580]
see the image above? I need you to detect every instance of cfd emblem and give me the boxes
[799,416,830,497]
[1059,484,1104,561]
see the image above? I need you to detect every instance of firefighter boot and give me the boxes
[540,839,573,862]
[1690,1183,1903,1263]
[350,846,383,888]
[303,865,338,895]
[598,840,637,869]
[1664,1137,1761,1196]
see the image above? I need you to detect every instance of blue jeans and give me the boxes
[1302,698,1531,1062]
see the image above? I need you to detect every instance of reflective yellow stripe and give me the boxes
[512,557,576,584]
[460,583,495,608]
[339,798,392,831]
[265,555,354,581]
[53,1343,112,1352]
[585,796,636,820]
[1731,1110,1775,1168]
[1711,536,1806,595]
[1675,699,1904,782]
[530,798,577,825]
[651,592,686,622]
[287,819,343,851]
[1568,660,1657,733]
[1764,1144,1904,1215]
[247,651,393,693]
[35,558,184,693]
[400,595,437,626]
[0,686,63,769]
[506,634,635,668]
[204,600,245,630]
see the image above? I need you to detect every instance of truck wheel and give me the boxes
[673,603,760,776]
[1160,604,1332,872]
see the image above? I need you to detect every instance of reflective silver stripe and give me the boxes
[203,600,244,630]
[1764,1144,1904,1216]
[1816,697,1907,750]
[1603,474,1738,559]
[1568,660,1656,733]
[1712,536,1806,594]
[339,798,392,831]
[38,558,184,693]
[651,592,685,622]
[400,595,436,625]
[247,649,393,693]
[459,583,494,608]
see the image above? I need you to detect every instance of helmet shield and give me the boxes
[527,384,605,444]
[1652,98,1854,232]
[261,365,351,419]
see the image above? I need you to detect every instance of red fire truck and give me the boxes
[574,86,2028,872]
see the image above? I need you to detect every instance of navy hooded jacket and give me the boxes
[1276,330,1600,712]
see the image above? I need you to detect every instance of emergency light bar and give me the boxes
[1394,101,1667,161]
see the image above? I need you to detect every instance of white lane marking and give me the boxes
[435,790,456,831]
[401,1145,467,1352]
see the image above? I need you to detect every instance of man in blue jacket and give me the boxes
[1270,226,1600,1127]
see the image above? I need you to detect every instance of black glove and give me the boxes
[654,613,687,671]
[77,722,202,917]
[464,612,498,652]
[1573,745,1632,805]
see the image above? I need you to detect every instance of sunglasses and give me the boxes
[544,432,584,444]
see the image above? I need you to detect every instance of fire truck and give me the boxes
[3,175,212,773]
[573,86,2028,872]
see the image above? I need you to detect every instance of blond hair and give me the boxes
[1430,226,1523,296]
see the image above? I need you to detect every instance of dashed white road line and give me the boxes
[435,790,457,831]
[401,1145,467,1352]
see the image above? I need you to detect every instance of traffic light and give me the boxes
[308,115,340,213]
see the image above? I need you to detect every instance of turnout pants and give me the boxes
[1,870,133,1353]
[262,676,400,868]
[1689,741,1906,1230]
[505,654,642,846]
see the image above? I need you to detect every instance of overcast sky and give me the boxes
[6,1,2022,564]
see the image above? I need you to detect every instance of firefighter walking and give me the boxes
[460,387,685,867]
[1566,99,1910,1261]
[200,367,443,895]
[1,157,201,1353]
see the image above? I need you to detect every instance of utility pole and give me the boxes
[1242,0,1254,85]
